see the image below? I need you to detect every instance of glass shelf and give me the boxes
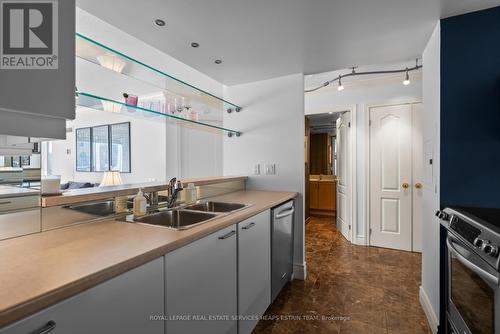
[76,91,242,136]
[75,33,241,113]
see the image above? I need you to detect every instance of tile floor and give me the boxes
[253,216,432,334]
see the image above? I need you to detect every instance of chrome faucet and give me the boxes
[166,177,183,208]
[144,191,159,208]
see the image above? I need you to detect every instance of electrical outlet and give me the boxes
[254,164,261,175]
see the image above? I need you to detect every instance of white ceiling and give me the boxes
[76,0,500,86]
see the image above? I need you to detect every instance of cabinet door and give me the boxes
[238,210,271,334]
[309,181,319,209]
[165,225,237,334]
[0,257,164,334]
[0,0,75,121]
[318,182,336,211]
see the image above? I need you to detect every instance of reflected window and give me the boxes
[76,122,130,173]
[76,128,91,172]
[110,123,131,173]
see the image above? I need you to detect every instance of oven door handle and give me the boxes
[447,238,499,286]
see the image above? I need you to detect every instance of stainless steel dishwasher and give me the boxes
[271,200,295,302]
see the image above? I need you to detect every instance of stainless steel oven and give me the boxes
[438,207,500,334]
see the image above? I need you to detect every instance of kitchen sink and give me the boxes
[183,201,249,213]
[133,209,218,230]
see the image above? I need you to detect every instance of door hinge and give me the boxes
[348,122,351,128]
[369,228,372,235]
[369,120,372,126]
[349,225,351,230]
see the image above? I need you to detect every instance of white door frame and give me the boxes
[364,99,422,249]
[307,104,357,243]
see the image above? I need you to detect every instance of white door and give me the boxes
[412,103,423,252]
[336,112,351,241]
[370,104,412,251]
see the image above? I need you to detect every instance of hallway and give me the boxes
[254,217,431,334]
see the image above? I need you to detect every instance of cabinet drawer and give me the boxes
[0,196,39,213]
[0,173,23,184]
[0,257,164,334]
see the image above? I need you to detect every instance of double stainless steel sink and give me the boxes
[132,201,250,230]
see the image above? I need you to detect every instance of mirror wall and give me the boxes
[0,148,41,241]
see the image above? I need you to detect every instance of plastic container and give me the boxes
[133,189,147,217]
[41,175,61,195]
[185,183,197,204]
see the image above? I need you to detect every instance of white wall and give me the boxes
[305,72,422,242]
[420,22,441,333]
[49,109,167,184]
[223,74,306,278]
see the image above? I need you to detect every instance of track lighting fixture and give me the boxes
[403,68,410,86]
[337,77,344,91]
[305,59,422,93]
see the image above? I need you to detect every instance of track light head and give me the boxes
[337,77,344,91]
[403,68,410,86]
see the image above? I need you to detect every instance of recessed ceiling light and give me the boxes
[214,59,222,64]
[154,19,166,27]
[191,42,199,48]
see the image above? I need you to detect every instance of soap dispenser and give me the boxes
[185,183,197,204]
[133,188,147,217]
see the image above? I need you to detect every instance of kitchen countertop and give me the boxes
[309,175,336,182]
[0,185,39,199]
[0,190,296,327]
[0,168,23,173]
[41,175,248,208]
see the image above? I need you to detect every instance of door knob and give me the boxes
[402,183,409,189]
[415,182,423,189]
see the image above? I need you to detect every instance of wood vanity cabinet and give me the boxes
[238,210,271,334]
[0,258,164,334]
[309,180,336,212]
[165,225,238,334]
[309,181,319,209]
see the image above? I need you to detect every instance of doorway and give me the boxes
[305,111,353,242]
[368,102,423,252]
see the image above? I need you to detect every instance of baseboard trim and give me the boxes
[293,262,307,280]
[419,286,439,334]
[354,236,366,246]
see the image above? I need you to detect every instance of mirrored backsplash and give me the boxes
[0,153,41,241]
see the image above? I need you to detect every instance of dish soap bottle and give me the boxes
[133,189,147,217]
[185,183,197,204]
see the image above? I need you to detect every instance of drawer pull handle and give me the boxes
[37,320,56,334]
[218,230,236,240]
[0,201,12,205]
[242,222,256,230]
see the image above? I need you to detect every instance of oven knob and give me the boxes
[481,242,494,254]
[435,210,449,221]
[487,245,499,257]
[473,237,484,248]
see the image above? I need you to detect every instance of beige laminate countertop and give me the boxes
[0,185,39,199]
[41,175,248,208]
[0,190,297,328]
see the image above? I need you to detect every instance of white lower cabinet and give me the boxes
[0,257,164,334]
[238,210,271,334]
[165,225,238,334]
